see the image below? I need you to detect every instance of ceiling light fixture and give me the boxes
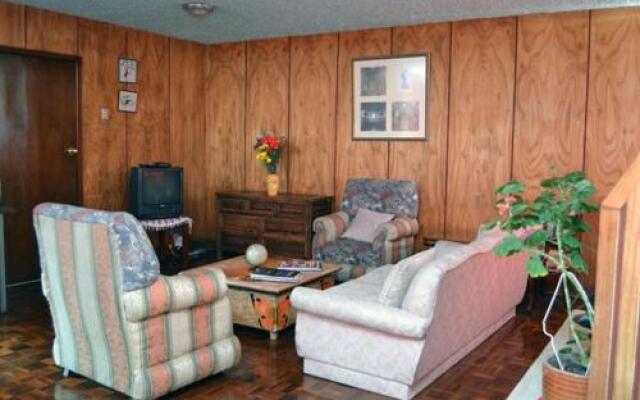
[182,1,215,17]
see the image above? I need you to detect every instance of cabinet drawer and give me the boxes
[276,202,307,218]
[220,214,263,236]
[265,218,306,234]
[249,199,275,215]
[264,237,306,258]
[219,198,249,212]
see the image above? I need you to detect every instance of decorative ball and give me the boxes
[245,244,268,266]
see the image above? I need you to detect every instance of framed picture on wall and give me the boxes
[353,54,429,140]
[118,58,138,83]
[118,90,138,113]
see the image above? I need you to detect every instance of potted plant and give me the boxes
[483,171,599,400]
[254,130,286,196]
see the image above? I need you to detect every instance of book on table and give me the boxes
[278,259,323,272]
[250,267,301,283]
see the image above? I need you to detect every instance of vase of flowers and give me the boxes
[484,171,599,400]
[254,130,286,197]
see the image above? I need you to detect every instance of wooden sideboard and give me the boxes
[215,191,333,260]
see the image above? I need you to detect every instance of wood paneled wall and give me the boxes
[0,2,209,237]
[3,3,640,267]
[205,7,640,269]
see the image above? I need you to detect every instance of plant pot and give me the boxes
[543,360,588,400]
[265,174,279,197]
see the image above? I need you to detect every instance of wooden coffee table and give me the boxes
[209,256,341,340]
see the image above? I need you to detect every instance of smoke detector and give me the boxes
[182,1,215,17]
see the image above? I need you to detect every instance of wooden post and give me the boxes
[588,153,640,399]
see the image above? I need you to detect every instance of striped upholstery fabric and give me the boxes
[33,203,241,399]
[312,179,419,282]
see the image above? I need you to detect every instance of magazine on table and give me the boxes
[249,267,301,283]
[278,259,323,272]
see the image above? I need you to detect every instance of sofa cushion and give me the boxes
[434,240,466,259]
[341,208,394,243]
[314,237,383,267]
[378,248,436,307]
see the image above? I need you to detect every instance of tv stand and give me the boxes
[140,216,192,275]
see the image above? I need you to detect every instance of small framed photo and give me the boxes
[353,54,429,140]
[118,90,138,113]
[118,58,138,83]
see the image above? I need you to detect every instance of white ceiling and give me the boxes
[7,0,640,44]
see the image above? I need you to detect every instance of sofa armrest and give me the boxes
[372,217,419,250]
[123,267,228,322]
[291,286,429,339]
[312,211,349,251]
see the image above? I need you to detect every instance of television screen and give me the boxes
[142,170,181,205]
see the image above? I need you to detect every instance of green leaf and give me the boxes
[570,252,588,273]
[509,203,528,215]
[527,256,548,278]
[494,234,524,257]
[496,181,524,195]
[524,230,548,247]
[561,233,582,250]
[541,177,561,188]
[481,220,498,231]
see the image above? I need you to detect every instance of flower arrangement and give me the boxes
[254,130,286,174]
[484,171,599,377]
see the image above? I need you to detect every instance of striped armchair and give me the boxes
[33,203,241,400]
[313,179,419,282]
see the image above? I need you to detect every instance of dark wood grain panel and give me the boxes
[205,43,247,237]
[446,18,516,241]
[335,29,391,206]
[513,12,588,198]
[289,34,338,196]
[169,39,207,238]
[245,38,290,192]
[25,7,77,55]
[390,23,451,242]
[583,8,640,283]
[78,19,127,210]
[0,2,24,48]
[126,30,170,166]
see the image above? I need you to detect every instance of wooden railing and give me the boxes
[589,153,640,399]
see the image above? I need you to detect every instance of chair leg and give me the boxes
[62,368,69,378]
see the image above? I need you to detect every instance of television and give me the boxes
[129,165,183,220]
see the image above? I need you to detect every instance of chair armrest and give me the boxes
[312,211,349,250]
[372,217,419,250]
[290,287,429,339]
[123,267,228,322]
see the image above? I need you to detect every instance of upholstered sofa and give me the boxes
[313,178,419,282]
[33,203,241,399]
[292,229,528,399]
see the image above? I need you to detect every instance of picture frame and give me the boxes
[118,58,138,83]
[353,54,429,141]
[118,90,138,113]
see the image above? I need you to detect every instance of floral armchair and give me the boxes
[33,203,241,399]
[313,179,419,282]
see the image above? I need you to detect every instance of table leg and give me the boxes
[181,225,190,270]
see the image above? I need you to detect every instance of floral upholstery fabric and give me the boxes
[340,179,418,219]
[312,179,419,282]
[33,203,159,291]
[315,238,382,267]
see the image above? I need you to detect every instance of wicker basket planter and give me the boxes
[542,360,588,400]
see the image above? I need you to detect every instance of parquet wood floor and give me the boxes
[0,283,563,399]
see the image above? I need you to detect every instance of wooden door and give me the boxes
[0,52,79,284]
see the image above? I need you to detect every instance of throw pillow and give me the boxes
[378,248,436,307]
[341,208,394,243]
